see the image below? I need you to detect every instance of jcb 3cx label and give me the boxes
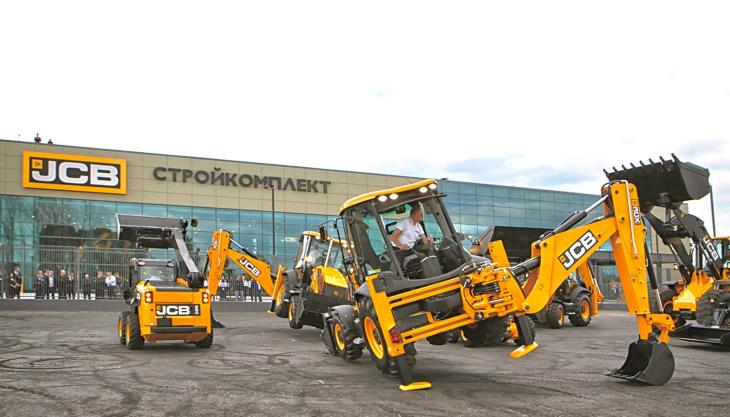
[156,304,200,316]
[558,231,598,269]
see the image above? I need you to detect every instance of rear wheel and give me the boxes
[118,312,129,345]
[126,310,144,350]
[288,295,303,329]
[696,289,730,327]
[426,332,450,346]
[569,294,592,327]
[545,302,565,329]
[462,316,509,347]
[333,316,364,360]
[359,297,415,375]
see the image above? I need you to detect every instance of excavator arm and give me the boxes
[206,229,283,298]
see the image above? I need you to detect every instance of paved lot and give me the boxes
[0,309,727,417]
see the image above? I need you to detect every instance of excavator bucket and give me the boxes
[606,340,675,385]
[605,154,711,212]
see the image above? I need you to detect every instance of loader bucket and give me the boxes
[606,340,675,385]
[605,154,710,212]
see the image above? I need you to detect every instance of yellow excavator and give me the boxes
[606,155,730,346]
[320,158,711,390]
[116,215,214,349]
[205,229,354,330]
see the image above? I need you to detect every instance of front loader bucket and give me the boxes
[605,154,710,212]
[606,340,675,386]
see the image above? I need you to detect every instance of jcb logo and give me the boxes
[558,231,598,269]
[22,151,126,194]
[239,259,261,277]
[156,304,200,316]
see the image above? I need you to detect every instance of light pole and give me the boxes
[265,180,276,264]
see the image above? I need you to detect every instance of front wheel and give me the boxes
[126,310,144,350]
[333,316,364,360]
[288,295,303,329]
[545,302,565,329]
[118,312,129,345]
[569,294,592,327]
[696,289,730,327]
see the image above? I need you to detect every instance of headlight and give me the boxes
[144,291,153,303]
[202,292,209,304]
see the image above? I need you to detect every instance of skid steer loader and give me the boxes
[205,229,354,330]
[116,215,214,349]
[320,159,711,390]
[607,155,730,346]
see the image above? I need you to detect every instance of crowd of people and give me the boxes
[1,264,267,302]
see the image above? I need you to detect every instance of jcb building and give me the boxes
[0,139,678,293]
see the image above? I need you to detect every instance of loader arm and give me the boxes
[206,229,279,297]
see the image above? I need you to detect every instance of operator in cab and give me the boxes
[391,205,433,251]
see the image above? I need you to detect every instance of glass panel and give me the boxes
[459,183,476,195]
[508,188,525,199]
[116,202,142,215]
[494,207,510,217]
[494,197,510,207]
[493,187,508,197]
[476,185,493,196]
[494,216,509,226]
[167,205,192,219]
[193,207,216,220]
[216,208,238,222]
[460,194,477,205]
[143,204,168,217]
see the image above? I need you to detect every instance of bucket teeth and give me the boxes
[605,155,711,212]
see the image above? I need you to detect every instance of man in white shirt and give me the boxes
[391,206,433,250]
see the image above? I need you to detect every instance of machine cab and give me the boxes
[339,179,470,286]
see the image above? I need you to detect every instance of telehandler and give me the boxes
[320,160,708,390]
[116,215,214,349]
[606,155,730,346]
[205,229,354,330]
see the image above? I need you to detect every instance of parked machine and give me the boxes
[320,159,710,390]
[205,229,354,330]
[606,155,730,346]
[116,215,214,349]
[530,262,603,329]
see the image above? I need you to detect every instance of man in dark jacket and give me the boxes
[9,264,23,299]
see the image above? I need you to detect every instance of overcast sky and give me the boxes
[1,1,729,233]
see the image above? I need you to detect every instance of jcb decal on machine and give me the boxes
[156,304,200,316]
[558,231,598,269]
[239,259,261,277]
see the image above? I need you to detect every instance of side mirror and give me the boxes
[122,289,131,301]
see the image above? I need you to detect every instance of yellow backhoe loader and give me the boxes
[320,158,711,390]
[205,229,354,330]
[116,215,214,349]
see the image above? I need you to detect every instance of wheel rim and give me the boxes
[580,300,590,320]
[558,306,564,325]
[118,317,123,338]
[363,317,384,359]
[276,288,283,305]
[288,301,294,321]
[333,323,346,351]
[125,321,131,344]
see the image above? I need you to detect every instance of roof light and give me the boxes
[377,195,388,202]
[389,193,398,200]
[428,183,437,190]
[419,186,428,193]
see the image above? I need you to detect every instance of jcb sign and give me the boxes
[22,151,127,194]
[558,231,598,269]
[156,304,200,317]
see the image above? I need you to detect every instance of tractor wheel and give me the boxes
[195,332,214,348]
[447,329,461,343]
[513,316,537,346]
[569,294,592,327]
[649,288,685,327]
[126,310,144,350]
[462,316,509,347]
[545,302,565,329]
[426,332,450,346]
[359,297,415,376]
[696,289,730,327]
[274,274,292,318]
[118,312,129,345]
[288,295,303,329]
[333,316,363,361]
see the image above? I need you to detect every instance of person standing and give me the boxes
[67,272,76,299]
[95,271,104,299]
[243,277,252,301]
[219,278,228,300]
[9,264,23,299]
[82,273,92,300]
[58,270,68,299]
[47,270,56,299]
[251,279,262,302]
[234,275,244,301]
[35,270,45,299]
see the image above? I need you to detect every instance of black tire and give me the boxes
[195,332,213,348]
[426,332,450,346]
[358,297,415,376]
[118,312,129,345]
[513,316,536,345]
[545,302,565,329]
[126,309,144,350]
[462,316,509,347]
[288,295,303,329]
[569,294,592,327]
[332,315,364,360]
[696,289,730,326]
[273,273,292,318]
[447,329,461,343]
